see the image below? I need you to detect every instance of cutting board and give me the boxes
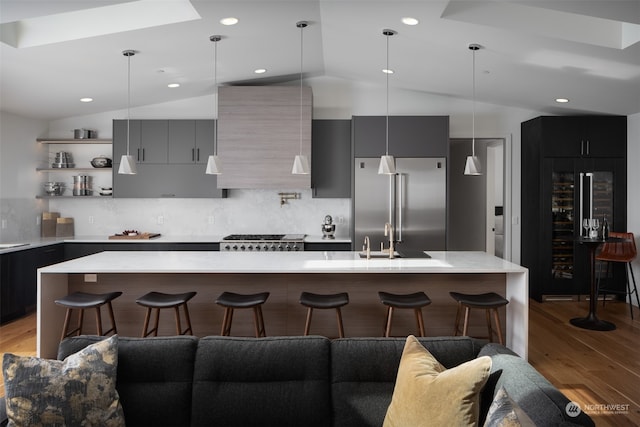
[108,233,161,240]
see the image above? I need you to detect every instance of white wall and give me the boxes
[627,113,640,307]
[0,112,49,241]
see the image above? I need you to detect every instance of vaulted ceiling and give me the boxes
[1,0,639,121]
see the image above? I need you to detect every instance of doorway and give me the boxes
[448,138,506,258]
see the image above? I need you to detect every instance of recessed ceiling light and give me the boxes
[80,98,93,103]
[254,68,267,74]
[382,69,394,74]
[555,98,570,103]
[401,17,419,26]
[168,83,180,88]
[220,17,238,26]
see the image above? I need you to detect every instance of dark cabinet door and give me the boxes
[353,116,449,157]
[312,119,351,198]
[539,116,626,158]
[139,120,168,163]
[195,120,215,165]
[113,119,141,161]
[0,254,24,324]
[168,120,196,164]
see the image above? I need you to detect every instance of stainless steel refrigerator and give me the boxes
[353,157,447,252]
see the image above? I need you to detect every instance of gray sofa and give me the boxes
[1,335,593,426]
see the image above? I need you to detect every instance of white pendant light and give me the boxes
[118,49,137,175]
[464,43,482,176]
[292,20,310,175]
[206,35,222,175]
[378,29,396,175]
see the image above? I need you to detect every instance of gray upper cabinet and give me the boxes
[168,120,215,164]
[113,119,168,164]
[112,119,226,198]
[312,119,351,198]
[353,116,449,157]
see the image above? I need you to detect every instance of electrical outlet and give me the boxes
[36,215,41,225]
[84,274,97,282]
[208,215,215,225]
[89,216,94,224]
[157,216,164,225]
[1,219,6,229]
[336,216,345,224]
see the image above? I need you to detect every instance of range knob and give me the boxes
[240,245,246,251]
[255,245,261,251]
[224,244,231,250]
[277,244,284,251]
[247,245,253,250]
[232,245,238,251]
[263,245,269,251]
[285,244,292,251]
[270,245,276,251]
[293,244,300,251]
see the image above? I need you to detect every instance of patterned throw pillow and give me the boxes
[2,335,124,427]
[484,386,536,427]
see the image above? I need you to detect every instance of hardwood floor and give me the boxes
[1,299,639,425]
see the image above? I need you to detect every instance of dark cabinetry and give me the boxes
[312,120,351,198]
[1,245,64,324]
[304,242,351,251]
[64,242,220,260]
[537,116,626,158]
[113,119,226,198]
[522,116,627,301]
[353,116,449,157]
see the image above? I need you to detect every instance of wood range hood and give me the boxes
[216,86,312,189]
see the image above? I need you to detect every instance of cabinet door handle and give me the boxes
[136,148,140,162]
[586,140,590,155]
[196,148,200,162]
[192,148,195,162]
[580,140,584,156]
[142,148,145,162]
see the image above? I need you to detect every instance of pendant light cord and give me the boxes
[385,33,389,156]
[472,46,476,157]
[126,52,131,156]
[299,22,304,156]
[214,37,218,156]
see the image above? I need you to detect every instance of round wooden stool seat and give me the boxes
[449,291,509,344]
[299,292,349,338]
[215,292,270,337]
[55,291,122,341]
[136,291,196,337]
[378,291,431,337]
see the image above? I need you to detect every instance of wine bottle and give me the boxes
[602,215,609,240]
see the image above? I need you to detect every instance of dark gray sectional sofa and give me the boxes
[1,335,594,427]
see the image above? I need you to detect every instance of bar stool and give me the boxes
[215,292,269,337]
[449,292,509,345]
[55,291,122,341]
[136,291,196,337]
[299,292,349,338]
[596,231,639,319]
[378,291,431,337]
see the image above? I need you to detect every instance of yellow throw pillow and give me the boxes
[383,335,492,427]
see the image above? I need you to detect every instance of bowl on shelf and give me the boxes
[43,182,65,196]
[91,156,112,168]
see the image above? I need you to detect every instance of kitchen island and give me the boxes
[37,251,528,358]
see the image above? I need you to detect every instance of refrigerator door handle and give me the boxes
[397,173,404,243]
[579,172,584,236]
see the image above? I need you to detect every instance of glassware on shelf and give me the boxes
[589,218,600,239]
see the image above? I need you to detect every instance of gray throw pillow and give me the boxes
[2,334,124,427]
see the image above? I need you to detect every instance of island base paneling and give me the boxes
[39,272,506,358]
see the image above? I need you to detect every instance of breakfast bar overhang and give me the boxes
[37,251,529,359]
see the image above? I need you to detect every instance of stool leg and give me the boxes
[254,305,266,337]
[415,308,425,337]
[61,308,73,341]
[629,263,640,319]
[384,307,394,337]
[220,307,233,336]
[105,302,118,336]
[462,306,471,337]
[485,309,493,343]
[95,306,103,336]
[336,307,345,338]
[141,307,152,337]
[174,306,182,335]
[182,303,193,335]
[152,308,160,337]
[76,309,84,336]
[304,307,313,336]
[493,308,505,345]
[453,303,462,336]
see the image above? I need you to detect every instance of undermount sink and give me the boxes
[0,243,30,249]
[358,251,400,258]
[358,250,431,259]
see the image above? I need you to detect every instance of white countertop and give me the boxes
[0,235,351,254]
[38,250,527,274]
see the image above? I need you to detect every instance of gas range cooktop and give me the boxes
[221,234,306,251]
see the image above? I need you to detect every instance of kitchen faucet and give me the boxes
[384,222,395,259]
[362,236,371,259]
